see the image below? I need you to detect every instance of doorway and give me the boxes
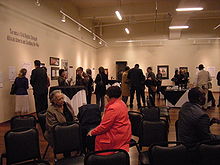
[116,61,127,81]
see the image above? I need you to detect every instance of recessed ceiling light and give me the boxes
[176,7,203,12]
[93,34,96,40]
[35,0,40,6]
[115,11,122,20]
[125,28,130,34]
[169,26,189,29]
[61,15,66,23]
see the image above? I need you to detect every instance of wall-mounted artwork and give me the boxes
[61,59,68,71]
[50,57,59,66]
[51,67,59,80]
[157,65,169,79]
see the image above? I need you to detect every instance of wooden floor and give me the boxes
[0,93,219,165]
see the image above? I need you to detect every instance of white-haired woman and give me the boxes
[45,90,77,146]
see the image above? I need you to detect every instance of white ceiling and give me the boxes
[60,0,220,42]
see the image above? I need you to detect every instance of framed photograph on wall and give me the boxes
[51,67,59,80]
[50,57,59,66]
[157,65,169,79]
[61,59,68,71]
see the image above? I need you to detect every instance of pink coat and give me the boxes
[91,98,132,153]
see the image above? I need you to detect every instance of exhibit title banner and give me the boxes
[7,28,39,47]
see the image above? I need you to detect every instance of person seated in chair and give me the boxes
[87,86,131,154]
[178,87,220,147]
[45,90,77,146]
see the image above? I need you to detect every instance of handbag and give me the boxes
[10,83,16,95]
[207,82,212,89]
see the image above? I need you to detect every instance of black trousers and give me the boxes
[86,92,92,104]
[96,94,105,111]
[34,93,48,114]
[122,96,128,104]
[130,86,142,108]
[148,87,156,107]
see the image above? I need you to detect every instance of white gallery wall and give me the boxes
[97,40,220,91]
[0,0,97,122]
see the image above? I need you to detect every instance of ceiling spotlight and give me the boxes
[169,26,189,29]
[35,0,40,6]
[93,34,96,40]
[99,40,102,45]
[176,7,203,12]
[125,28,130,34]
[78,26,81,31]
[61,14,66,23]
[115,11,122,20]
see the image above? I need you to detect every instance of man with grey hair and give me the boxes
[45,90,77,146]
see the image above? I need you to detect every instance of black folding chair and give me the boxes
[84,149,130,165]
[139,119,169,150]
[128,111,144,153]
[53,122,83,165]
[140,107,160,122]
[198,140,220,165]
[148,142,189,165]
[38,110,50,159]
[77,104,101,154]
[175,119,179,141]
[10,114,36,129]
[1,128,49,165]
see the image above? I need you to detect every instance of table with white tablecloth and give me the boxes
[49,86,87,115]
[163,89,212,108]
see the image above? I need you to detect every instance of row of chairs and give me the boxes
[128,110,169,153]
[139,141,220,165]
[1,123,130,165]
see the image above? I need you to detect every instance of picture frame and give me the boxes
[50,57,59,66]
[51,67,59,80]
[157,65,169,79]
[61,59,68,71]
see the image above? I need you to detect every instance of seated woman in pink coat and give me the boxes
[88,86,132,153]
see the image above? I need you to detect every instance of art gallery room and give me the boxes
[0,0,220,164]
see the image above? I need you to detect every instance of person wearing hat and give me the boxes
[195,64,212,109]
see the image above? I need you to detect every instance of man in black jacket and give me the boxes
[127,64,145,109]
[30,60,48,114]
[217,71,220,107]
[178,87,220,147]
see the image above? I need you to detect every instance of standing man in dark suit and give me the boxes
[217,71,220,107]
[127,64,145,109]
[30,60,48,114]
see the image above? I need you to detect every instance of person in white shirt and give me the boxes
[195,64,212,109]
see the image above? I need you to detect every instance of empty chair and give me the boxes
[38,110,50,159]
[140,107,160,122]
[77,104,101,153]
[158,106,170,122]
[175,120,179,141]
[10,115,36,129]
[198,141,220,165]
[139,120,168,149]
[148,142,189,165]
[53,122,83,165]
[1,128,49,165]
[128,111,144,152]
[84,149,130,165]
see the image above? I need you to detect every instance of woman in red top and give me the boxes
[88,86,132,152]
